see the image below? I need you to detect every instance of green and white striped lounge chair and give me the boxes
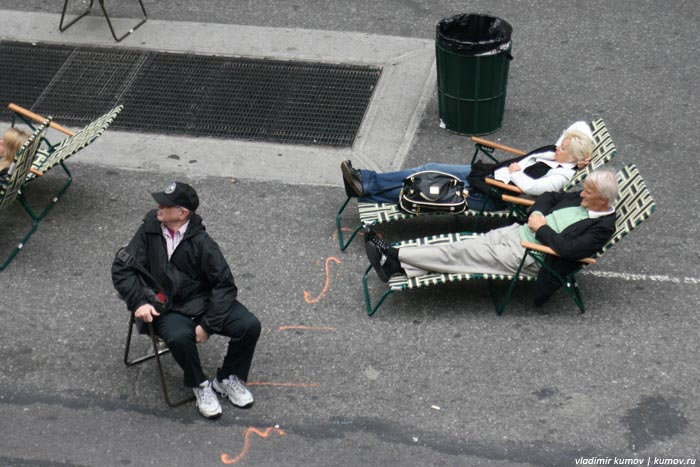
[9,103,124,218]
[362,164,655,317]
[0,119,51,270]
[336,119,616,251]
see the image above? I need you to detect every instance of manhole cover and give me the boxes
[0,41,382,148]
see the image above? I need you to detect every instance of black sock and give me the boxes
[386,246,399,260]
[382,257,403,278]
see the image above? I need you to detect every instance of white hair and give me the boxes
[562,130,594,164]
[585,168,618,204]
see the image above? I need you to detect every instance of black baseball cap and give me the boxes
[151,182,199,211]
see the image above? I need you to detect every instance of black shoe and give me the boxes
[364,226,389,254]
[341,160,364,197]
[365,241,390,282]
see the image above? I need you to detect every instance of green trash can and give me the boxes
[436,14,513,135]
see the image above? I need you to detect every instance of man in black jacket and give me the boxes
[112,182,260,419]
[365,168,618,305]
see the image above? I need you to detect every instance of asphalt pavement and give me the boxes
[0,1,698,466]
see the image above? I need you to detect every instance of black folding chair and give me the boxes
[123,314,195,407]
[60,0,148,43]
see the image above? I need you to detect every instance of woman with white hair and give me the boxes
[342,121,595,211]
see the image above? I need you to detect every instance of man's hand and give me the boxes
[528,213,547,232]
[195,325,209,344]
[134,303,159,323]
[508,162,522,173]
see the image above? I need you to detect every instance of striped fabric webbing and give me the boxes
[0,120,49,212]
[25,105,123,182]
[358,202,511,227]
[564,118,617,191]
[385,164,655,291]
[597,164,655,256]
[387,231,537,292]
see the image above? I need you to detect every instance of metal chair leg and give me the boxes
[59,0,95,32]
[59,0,148,43]
[98,0,148,43]
[362,264,394,316]
[123,315,194,408]
[336,196,363,251]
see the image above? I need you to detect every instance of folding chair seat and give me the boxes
[362,164,655,316]
[0,120,51,270]
[335,119,615,251]
[60,0,148,43]
[9,103,123,219]
[123,313,195,408]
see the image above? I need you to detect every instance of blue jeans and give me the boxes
[359,163,472,204]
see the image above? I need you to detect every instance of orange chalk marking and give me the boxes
[246,381,320,388]
[303,256,341,304]
[221,426,286,465]
[278,325,336,332]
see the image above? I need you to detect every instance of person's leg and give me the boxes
[421,163,471,182]
[154,312,206,387]
[398,224,538,278]
[358,165,428,203]
[359,163,472,204]
[214,301,261,383]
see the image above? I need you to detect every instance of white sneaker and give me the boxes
[213,374,254,408]
[192,380,222,419]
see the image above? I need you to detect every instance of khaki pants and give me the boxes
[398,224,540,279]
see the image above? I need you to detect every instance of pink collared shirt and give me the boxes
[161,221,190,260]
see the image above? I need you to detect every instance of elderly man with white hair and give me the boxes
[365,168,618,305]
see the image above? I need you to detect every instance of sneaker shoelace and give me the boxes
[226,376,247,395]
[197,384,217,405]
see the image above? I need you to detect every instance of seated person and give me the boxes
[364,168,618,305]
[0,128,30,185]
[341,121,594,210]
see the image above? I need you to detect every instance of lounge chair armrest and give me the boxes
[471,136,527,156]
[30,168,44,177]
[502,194,534,206]
[520,241,597,265]
[8,103,75,136]
[484,177,524,194]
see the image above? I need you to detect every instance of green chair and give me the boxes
[362,164,655,316]
[9,103,123,219]
[336,119,615,251]
[0,120,51,270]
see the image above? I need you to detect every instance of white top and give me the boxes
[492,121,594,197]
[161,221,190,260]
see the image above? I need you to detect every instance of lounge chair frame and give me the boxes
[362,164,655,316]
[0,120,51,270]
[9,103,123,218]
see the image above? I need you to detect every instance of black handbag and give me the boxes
[398,170,469,215]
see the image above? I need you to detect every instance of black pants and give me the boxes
[154,301,261,388]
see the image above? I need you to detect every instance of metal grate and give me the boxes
[0,40,381,147]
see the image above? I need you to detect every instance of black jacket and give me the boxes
[111,210,238,334]
[529,191,617,304]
